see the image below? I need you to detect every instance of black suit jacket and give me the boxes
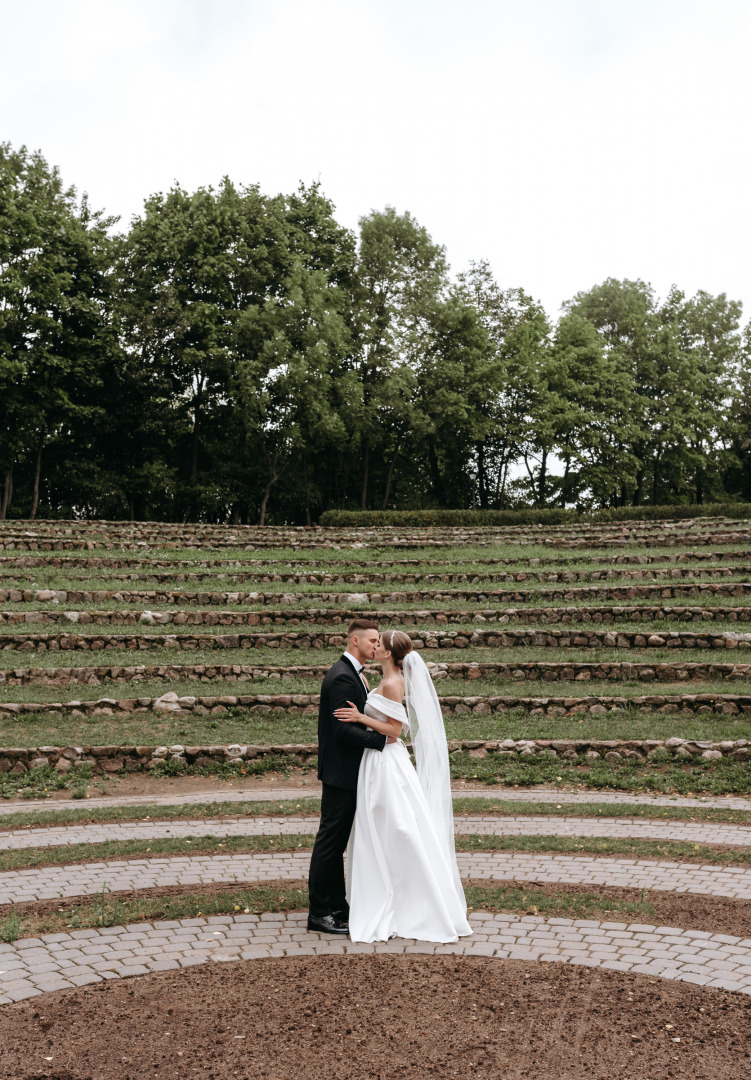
[317,656,387,790]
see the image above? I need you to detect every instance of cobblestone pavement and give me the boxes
[3,850,751,905]
[3,814,751,852]
[2,785,749,817]
[2,910,751,1004]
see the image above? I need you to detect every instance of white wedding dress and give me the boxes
[345,690,473,944]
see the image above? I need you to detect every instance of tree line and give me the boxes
[1,141,750,523]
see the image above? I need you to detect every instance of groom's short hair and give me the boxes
[347,618,378,639]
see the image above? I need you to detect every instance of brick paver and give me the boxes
[3,814,750,852]
[2,910,751,1003]
[3,850,751,905]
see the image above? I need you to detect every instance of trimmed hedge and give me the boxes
[318,503,751,528]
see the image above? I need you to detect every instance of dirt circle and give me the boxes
[2,956,751,1080]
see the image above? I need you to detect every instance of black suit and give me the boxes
[308,655,387,918]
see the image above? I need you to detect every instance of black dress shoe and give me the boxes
[332,909,350,925]
[307,914,349,935]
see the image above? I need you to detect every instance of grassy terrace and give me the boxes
[1,708,750,749]
[2,620,751,640]
[3,540,751,563]
[3,564,751,587]
[4,644,751,668]
[4,592,751,615]
[2,524,751,755]
[4,555,751,580]
[4,676,751,705]
[4,754,751,799]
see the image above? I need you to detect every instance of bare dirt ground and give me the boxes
[33,770,629,803]
[2,956,750,1080]
[33,771,324,803]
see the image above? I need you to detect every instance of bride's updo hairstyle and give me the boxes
[383,630,413,669]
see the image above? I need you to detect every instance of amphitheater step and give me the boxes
[4,659,751,689]
[2,627,750,652]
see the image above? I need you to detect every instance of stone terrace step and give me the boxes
[4,530,751,552]
[2,690,751,723]
[4,581,751,608]
[3,549,750,571]
[5,658,751,690]
[0,734,748,777]
[3,603,751,630]
[3,516,744,539]
[2,627,751,653]
[6,564,751,588]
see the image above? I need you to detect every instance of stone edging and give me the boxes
[3,627,751,653]
[2,530,751,552]
[1,732,748,776]
[5,565,751,587]
[3,603,751,629]
[4,581,751,606]
[2,549,749,571]
[7,658,751,689]
[3,689,751,721]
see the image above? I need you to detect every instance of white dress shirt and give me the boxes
[341,651,369,694]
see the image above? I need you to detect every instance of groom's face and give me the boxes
[352,629,379,663]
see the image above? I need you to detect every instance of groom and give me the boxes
[307,618,387,934]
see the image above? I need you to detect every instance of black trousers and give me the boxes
[308,782,357,918]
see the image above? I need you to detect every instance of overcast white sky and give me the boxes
[3,0,750,319]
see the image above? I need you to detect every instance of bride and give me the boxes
[334,630,472,944]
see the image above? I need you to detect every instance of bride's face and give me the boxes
[374,634,391,664]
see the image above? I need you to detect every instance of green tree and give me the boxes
[413,293,492,506]
[567,278,743,505]
[656,288,742,503]
[531,312,638,507]
[457,262,548,507]
[231,185,357,524]
[352,208,448,509]
[0,143,116,519]
[121,179,256,518]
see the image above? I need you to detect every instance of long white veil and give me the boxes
[402,651,466,911]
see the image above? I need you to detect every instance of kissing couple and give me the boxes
[307,619,472,943]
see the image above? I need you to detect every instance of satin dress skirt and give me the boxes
[346,740,473,943]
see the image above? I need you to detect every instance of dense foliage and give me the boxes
[319,503,751,527]
[2,143,750,522]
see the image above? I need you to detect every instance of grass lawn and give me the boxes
[3,644,751,672]
[2,797,749,831]
[3,539,749,566]
[5,567,751,592]
[1,882,659,942]
[1,831,749,877]
[5,590,751,614]
[3,674,751,706]
[0,706,750,749]
[2,620,751,644]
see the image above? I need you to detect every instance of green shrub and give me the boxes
[318,502,750,528]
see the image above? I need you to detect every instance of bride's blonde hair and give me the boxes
[382,630,413,669]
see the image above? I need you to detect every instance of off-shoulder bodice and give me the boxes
[364,690,409,732]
